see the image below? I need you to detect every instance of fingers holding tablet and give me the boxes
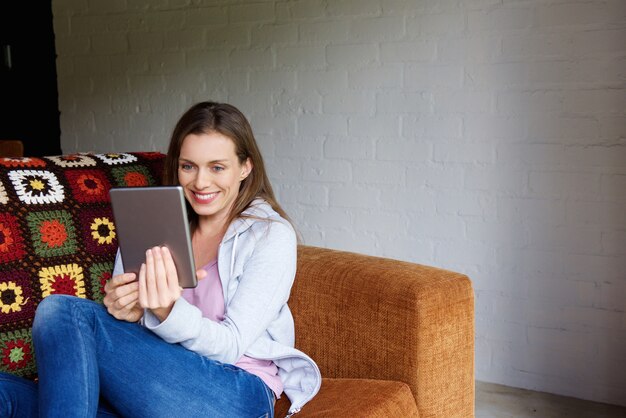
[138,246,182,321]
[161,246,182,295]
[103,273,142,322]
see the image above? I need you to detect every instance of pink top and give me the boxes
[182,259,283,398]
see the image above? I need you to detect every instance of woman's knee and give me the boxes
[32,294,86,339]
[33,296,107,341]
[34,294,72,324]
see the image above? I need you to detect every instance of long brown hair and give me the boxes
[163,101,295,233]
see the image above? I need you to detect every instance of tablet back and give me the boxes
[109,186,197,288]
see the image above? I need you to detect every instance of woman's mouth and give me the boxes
[192,191,218,204]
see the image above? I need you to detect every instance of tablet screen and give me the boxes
[109,185,197,288]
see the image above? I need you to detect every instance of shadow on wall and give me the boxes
[494,108,626,405]
[470,35,626,405]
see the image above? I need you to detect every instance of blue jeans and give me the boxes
[0,295,275,418]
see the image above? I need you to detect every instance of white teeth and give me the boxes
[195,192,216,201]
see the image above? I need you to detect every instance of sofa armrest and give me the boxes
[291,245,475,418]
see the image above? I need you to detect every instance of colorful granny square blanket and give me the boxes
[0,152,165,379]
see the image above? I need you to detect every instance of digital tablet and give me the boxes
[109,185,197,288]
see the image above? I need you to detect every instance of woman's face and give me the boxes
[177,132,251,224]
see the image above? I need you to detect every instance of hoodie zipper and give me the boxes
[229,232,239,277]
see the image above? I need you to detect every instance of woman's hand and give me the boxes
[103,273,144,323]
[138,246,183,322]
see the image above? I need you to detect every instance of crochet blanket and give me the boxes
[0,152,165,379]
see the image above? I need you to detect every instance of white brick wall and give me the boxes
[53,0,626,406]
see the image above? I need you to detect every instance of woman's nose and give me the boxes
[194,168,212,189]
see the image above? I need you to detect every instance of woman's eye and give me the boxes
[180,163,193,171]
[212,166,224,172]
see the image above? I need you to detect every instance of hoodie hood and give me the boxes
[223,198,287,241]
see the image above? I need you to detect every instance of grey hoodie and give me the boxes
[113,199,321,416]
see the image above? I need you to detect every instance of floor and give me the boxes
[476,381,626,418]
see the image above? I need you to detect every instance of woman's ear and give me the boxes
[240,158,253,180]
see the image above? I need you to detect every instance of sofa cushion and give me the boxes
[0,152,165,379]
[274,378,419,417]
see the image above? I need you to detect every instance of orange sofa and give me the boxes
[279,246,475,417]
[0,151,474,417]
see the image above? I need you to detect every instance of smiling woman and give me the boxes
[177,131,252,229]
[0,101,321,418]
[162,101,293,234]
